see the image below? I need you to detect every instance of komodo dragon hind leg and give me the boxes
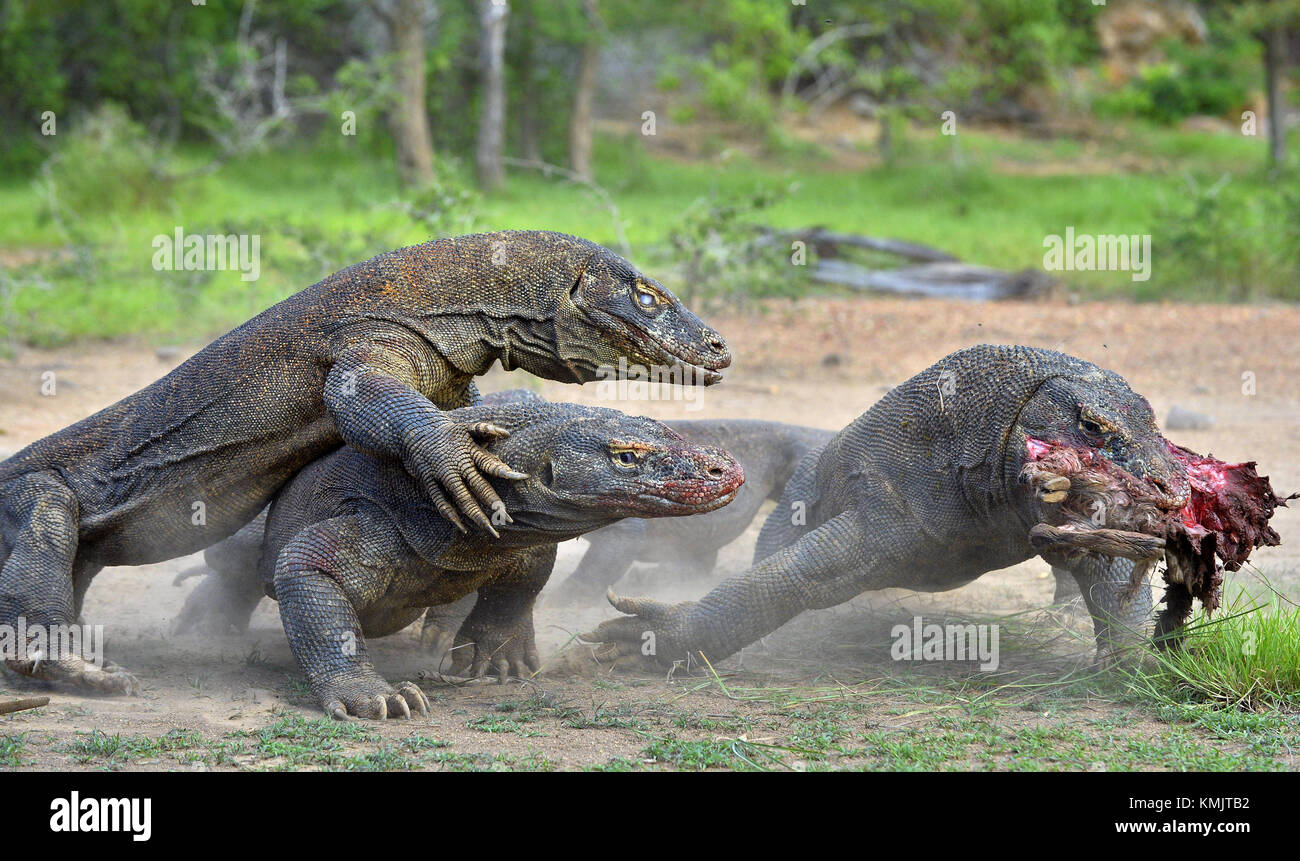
[545,521,642,607]
[1049,565,1084,608]
[0,471,139,695]
[420,592,478,670]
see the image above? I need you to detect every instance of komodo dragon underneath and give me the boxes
[587,344,1287,668]
[0,230,729,693]
[178,401,744,719]
[548,416,834,605]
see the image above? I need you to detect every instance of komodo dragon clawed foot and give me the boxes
[314,673,430,721]
[447,613,542,682]
[5,655,141,696]
[581,592,700,669]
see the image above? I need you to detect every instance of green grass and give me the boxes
[1127,596,1300,712]
[1,120,1296,347]
[0,732,26,767]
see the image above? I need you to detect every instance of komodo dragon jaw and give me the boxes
[1020,434,1289,625]
[553,249,730,385]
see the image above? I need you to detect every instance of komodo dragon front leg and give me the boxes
[446,546,554,681]
[325,338,523,536]
[273,514,431,720]
[587,512,877,667]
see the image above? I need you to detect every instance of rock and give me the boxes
[1097,0,1207,79]
[1166,404,1214,431]
[155,346,183,362]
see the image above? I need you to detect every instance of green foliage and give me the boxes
[0,1,65,174]
[1127,593,1300,712]
[1094,39,1258,125]
[1151,172,1300,301]
[39,103,173,217]
[662,183,808,308]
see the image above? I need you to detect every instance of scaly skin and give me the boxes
[178,401,744,719]
[586,345,1185,669]
[548,417,835,605]
[0,231,729,693]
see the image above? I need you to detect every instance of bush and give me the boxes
[1094,38,1257,125]
[1152,173,1300,301]
[39,103,173,218]
[661,184,807,309]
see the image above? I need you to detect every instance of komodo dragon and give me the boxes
[587,344,1286,668]
[547,418,835,605]
[179,401,744,719]
[0,230,729,693]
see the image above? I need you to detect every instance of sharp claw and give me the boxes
[502,470,528,481]
[473,513,500,538]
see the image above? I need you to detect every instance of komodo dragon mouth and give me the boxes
[1021,438,1290,615]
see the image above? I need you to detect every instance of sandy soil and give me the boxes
[1,296,1297,770]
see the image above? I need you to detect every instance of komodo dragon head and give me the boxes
[525,232,730,385]
[1012,364,1287,637]
[1015,373,1189,513]
[450,402,745,547]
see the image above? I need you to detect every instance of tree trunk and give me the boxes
[1264,25,1287,166]
[516,0,541,161]
[388,0,435,187]
[568,0,599,182]
[476,0,509,191]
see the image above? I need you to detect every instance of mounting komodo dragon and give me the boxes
[179,400,744,719]
[0,230,730,693]
[587,344,1287,668]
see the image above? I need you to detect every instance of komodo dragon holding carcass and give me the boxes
[587,345,1287,668]
[0,231,729,693]
[178,401,744,719]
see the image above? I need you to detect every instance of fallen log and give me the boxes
[813,259,1053,301]
[759,227,959,263]
[0,696,50,716]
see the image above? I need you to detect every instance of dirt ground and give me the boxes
[1,296,1297,771]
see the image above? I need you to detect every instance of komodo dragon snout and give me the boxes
[490,411,746,523]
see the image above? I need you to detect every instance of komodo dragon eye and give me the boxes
[634,286,662,312]
[609,444,647,469]
[1079,416,1107,437]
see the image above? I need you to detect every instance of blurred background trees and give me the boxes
[0,0,1297,345]
[3,0,1293,180]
